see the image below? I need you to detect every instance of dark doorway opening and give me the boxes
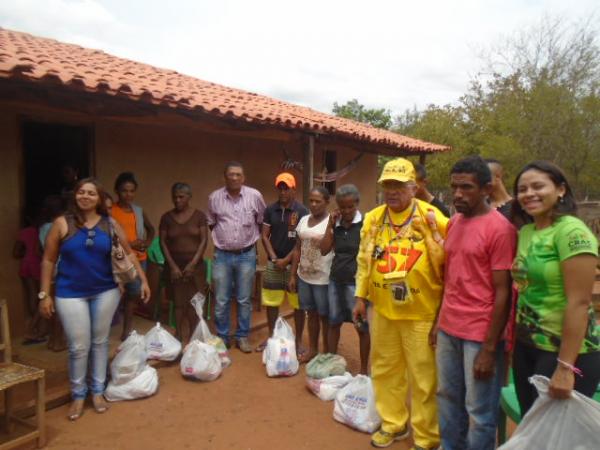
[22,121,93,223]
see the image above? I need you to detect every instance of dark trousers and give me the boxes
[512,340,600,415]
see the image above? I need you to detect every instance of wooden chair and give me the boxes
[0,299,46,449]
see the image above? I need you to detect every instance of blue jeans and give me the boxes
[56,287,121,399]
[212,247,256,340]
[436,330,504,450]
[328,281,357,325]
[297,278,329,317]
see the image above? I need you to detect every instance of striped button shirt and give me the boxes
[207,185,266,250]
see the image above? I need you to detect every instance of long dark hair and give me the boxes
[69,177,110,227]
[511,160,577,226]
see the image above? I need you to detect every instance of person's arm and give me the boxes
[261,224,277,261]
[287,238,301,292]
[114,221,150,302]
[320,210,339,256]
[206,194,216,231]
[183,221,208,278]
[549,253,597,398]
[39,217,68,318]
[353,214,374,323]
[473,269,512,379]
[142,212,155,248]
[12,239,25,259]
[159,217,182,282]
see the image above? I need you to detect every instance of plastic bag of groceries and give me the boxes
[110,330,147,384]
[333,375,381,433]
[498,375,600,449]
[306,372,354,401]
[306,353,347,379]
[262,317,299,377]
[105,365,159,401]
[180,339,222,381]
[190,295,231,368]
[145,322,182,361]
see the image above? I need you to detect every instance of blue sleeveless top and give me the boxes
[55,219,118,298]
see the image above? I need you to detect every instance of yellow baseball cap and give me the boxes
[378,158,416,183]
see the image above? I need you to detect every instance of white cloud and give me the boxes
[1,0,597,115]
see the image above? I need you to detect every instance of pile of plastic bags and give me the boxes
[333,375,381,433]
[105,331,159,402]
[262,317,299,377]
[499,375,600,449]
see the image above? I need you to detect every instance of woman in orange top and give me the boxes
[112,172,155,340]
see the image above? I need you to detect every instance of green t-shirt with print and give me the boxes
[512,215,599,353]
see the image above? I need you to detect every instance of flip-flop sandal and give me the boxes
[254,342,267,352]
[68,400,84,421]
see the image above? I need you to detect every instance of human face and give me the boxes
[516,169,565,219]
[450,173,490,216]
[487,163,501,190]
[172,189,191,212]
[76,183,100,212]
[116,181,136,205]
[382,180,415,212]
[277,182,294,205]
[337,195,358,224]
[225,166,245,192]
[309,191,328,217]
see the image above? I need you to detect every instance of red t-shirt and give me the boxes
[439,210,516,343]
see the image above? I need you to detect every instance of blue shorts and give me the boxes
[328,281,356,325]
[297,278,329,317]
[124,260,147,296]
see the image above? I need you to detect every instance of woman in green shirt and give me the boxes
[511,161,600,415]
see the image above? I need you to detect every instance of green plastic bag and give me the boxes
[306,353,347,379]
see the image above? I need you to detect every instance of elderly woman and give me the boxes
[320,184,370,374]
[159,182,208,343]
[39,178,150,420]
[511,161,600,415]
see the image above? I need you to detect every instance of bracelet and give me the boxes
[557,358,583,377]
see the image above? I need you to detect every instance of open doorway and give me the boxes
[21,121,93,223]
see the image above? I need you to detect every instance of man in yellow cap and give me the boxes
[354,158,448,450]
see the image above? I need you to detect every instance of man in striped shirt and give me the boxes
[207,161,266,352]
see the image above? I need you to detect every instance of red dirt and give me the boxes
[29,325,415,450]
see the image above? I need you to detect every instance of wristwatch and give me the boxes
[38,291,48,300]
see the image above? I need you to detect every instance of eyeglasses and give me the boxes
[85,229,96,248]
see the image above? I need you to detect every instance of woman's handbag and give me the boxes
[109,219,138,284]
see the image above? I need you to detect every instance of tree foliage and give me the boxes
[332,99,393,129]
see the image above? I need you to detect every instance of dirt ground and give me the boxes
[30,324,415,450]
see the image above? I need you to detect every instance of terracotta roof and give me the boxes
[0,28,449,153]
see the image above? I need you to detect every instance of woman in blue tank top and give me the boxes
[39,178,150,421]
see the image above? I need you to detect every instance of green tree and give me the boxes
[332,99,393,129]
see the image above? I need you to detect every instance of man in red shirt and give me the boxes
[433,156,516,450]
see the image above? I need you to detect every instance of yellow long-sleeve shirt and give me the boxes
[355,199,448,321]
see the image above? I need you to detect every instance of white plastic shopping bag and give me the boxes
[145,322,182,361]
[190,295,231,368]
[306,372,354,401]
[104,365,159,401]
[180,339,222,381]
[110,330,147,384]
[262,317,299,377]
[498,375,600,449]
[333,375,381,433]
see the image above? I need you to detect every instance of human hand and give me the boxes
[329,209,341,227]
[473,348,496,380]
[288,275,297,293]
[131,239,145,252]
[182,264,196,279]
[140,282,151,303]
[428,320,439,347]
[39,297,55,319]
[352,297,367,323]
[274,258,288,270]
[548,364,575,399]
[170,267,183,282]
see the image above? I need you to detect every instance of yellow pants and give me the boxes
[371,311,439,449]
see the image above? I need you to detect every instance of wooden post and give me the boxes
[303,135,315,205]
[419,153,427,166]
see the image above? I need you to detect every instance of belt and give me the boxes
[217,245,254,255]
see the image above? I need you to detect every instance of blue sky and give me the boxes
[1,0,597,115]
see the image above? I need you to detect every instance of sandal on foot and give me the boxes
[255,341,267,352]
[68,399,85,421]
[92,395,109,414]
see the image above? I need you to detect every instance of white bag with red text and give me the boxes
[190,295,231,368]
[306,372,354,401]
[104,365,158,401]
[180,339,222,381]
[333,375,381,433]
[110,330,147,384]
[144,322,182,361]
[262,317,298,377]
[498,375,600,449]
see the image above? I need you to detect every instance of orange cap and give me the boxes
[275,172,296,189]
